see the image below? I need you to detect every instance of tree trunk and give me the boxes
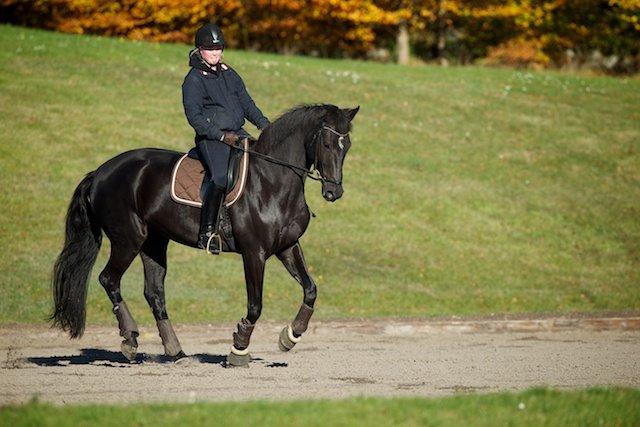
[436,0,447,65]
[397,20,410,65]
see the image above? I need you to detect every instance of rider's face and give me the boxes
[200,48,222,66]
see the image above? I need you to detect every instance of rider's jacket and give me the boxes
[182,49,269,142]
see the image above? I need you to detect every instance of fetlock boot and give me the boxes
[197,181,225,254]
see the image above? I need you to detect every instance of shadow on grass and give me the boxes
[24,348,257,367]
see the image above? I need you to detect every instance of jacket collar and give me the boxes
[189,48,220,76]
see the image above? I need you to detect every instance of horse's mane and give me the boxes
[259,104,343,145]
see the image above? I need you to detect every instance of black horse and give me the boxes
[50,103,359,366]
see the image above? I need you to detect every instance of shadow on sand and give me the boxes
[25,348,248,367]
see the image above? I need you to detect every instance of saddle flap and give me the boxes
[170,138,250,208]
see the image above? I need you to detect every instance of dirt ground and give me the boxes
[1,316,638,405]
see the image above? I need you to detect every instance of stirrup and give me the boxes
[205,232,222,255]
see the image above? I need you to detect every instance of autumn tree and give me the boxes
[1,0,638,71]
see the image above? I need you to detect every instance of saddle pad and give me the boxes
[170,139,250,208]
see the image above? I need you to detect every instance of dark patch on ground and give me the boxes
[332,377,377,384]
[437,385,492,393]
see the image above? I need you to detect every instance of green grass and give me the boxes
[0,25,639,326]
[1,388,638,426]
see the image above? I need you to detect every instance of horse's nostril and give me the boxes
[325,191,334,200]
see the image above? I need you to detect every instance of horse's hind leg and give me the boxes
[99,239,144,362]
[276,241,316,352]
[140,234,185,360]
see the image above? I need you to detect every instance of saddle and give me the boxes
[170,138,250,208]
[170,139,250,251]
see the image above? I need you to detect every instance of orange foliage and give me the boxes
[1,0,401,57]
[1,0,638,69]
[485,38,551,68]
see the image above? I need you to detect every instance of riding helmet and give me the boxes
[195,23,225,49]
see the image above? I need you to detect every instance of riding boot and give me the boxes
[197,181,225,254]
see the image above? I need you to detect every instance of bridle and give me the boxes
[306,124,349,185]
[230,124,348,186]
[318,125,349,150]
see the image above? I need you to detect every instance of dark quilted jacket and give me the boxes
[182,49,269,142]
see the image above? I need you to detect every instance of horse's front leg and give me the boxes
[226,252,265,367]
[276,241,316,352]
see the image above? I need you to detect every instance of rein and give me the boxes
[231,142,325,182]
[230,125,347,186]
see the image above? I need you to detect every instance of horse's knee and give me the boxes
[303,283,317,307]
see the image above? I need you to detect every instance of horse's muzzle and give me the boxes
[322,184,343,202]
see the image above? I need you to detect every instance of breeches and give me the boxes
[196,129,249,190]
[196,138,231,190]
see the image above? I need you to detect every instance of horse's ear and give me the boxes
[343,106,360,122]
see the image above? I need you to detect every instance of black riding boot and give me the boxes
[197,181,225,254]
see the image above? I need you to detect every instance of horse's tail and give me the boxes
[50,171,102,338]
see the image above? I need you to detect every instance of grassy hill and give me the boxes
[0,25,638,326]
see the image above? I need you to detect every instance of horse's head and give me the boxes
[313,106,359,202]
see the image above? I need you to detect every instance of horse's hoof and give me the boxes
[120,340,138,362]
[172,350,189,363]
[226,348,250,368]
[278,325,301,352]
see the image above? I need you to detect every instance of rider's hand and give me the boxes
[221,132,240,146]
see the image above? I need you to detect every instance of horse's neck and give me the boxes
[256,129,312,169]
[248,129,309,196]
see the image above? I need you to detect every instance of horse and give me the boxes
[50,103,359,366]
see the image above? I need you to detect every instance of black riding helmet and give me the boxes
[195,23,225,50]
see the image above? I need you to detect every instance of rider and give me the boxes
[182,23,270,253]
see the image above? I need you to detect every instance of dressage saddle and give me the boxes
[170,138,250,208]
